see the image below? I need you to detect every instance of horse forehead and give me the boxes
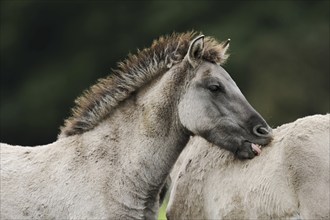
[197,62,229,79]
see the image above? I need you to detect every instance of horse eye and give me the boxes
[208,84,223,92]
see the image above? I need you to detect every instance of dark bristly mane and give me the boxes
[59,31,229,137]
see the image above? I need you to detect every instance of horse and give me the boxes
[167,114,330,219]
[0,32,272,219]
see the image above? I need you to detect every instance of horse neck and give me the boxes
[77,67,190,216]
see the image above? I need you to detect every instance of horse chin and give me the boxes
[199,130,264,160]
[235,141,258,160]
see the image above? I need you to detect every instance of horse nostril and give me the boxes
[253,125,270,137]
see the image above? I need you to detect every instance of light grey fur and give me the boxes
[1,34,271,219]
[167,114,330,219]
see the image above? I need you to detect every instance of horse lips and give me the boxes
[251,143,262,156]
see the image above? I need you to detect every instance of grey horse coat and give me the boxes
[167,114,330,219]
[1,32,272,219]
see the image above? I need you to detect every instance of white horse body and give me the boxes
[1,76,188,219]
[1,139,106,219]
[167,114,330,219]
[1,32,273,219]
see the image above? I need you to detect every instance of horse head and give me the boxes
[179,35,273,159]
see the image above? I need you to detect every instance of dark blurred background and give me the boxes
[1,0,329,146]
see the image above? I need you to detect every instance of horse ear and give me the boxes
[187,35,205,67]
[222,38,230,55]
